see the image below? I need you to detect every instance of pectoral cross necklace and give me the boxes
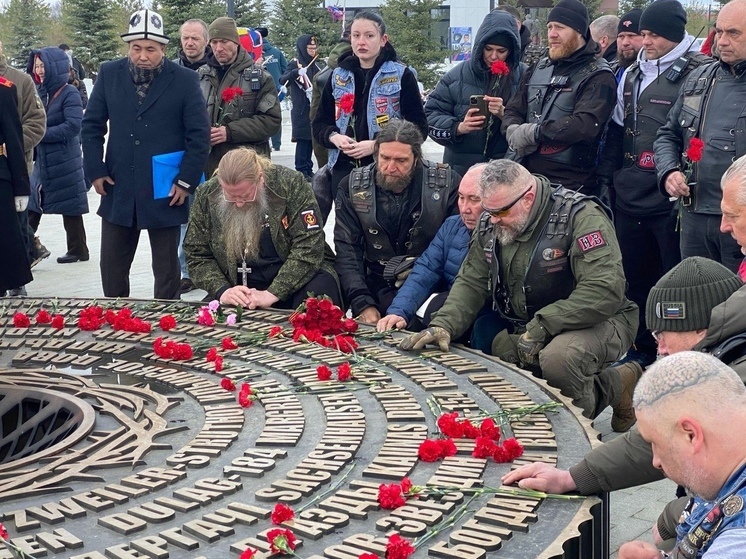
[238,248,251,286]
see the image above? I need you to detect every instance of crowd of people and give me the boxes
[1,0,746,554]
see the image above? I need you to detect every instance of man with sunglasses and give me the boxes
[401,159,640,431]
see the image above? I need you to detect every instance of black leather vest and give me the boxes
[349,160,453,267]
[480,187,598,325]
[526,57,613,168]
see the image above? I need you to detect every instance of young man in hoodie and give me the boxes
[501,0,617,193]
[597,0,709,368]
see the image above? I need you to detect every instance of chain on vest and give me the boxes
[526,58,613,168]
[480,186,599,324]
[349,161,452,267]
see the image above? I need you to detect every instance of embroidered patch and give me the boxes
[378,76,399,85]
[374,97,388,114]
[375,114,390,127]
[301,209,319,230]
[656,302,686,320]
[281,215,289,229]
[542,248,566,260]
[576,231,607,252]
[334,75,349,86]
[723,495,744,517]
[638,151,655,169]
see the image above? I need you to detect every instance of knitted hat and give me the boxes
[548,0,589,38]
[484,32,514,51]
[618,8,642,34]
[646,257,742,333]
[121,9,169,44]
[256,27,268,38]
[209,17,240,44]
[639,0,687,43]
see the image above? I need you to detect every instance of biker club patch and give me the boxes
[301,209,320,230]
[576,231,607,253]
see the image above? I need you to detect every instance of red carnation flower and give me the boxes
[493,444,510,463]
[342,318,359,333]
[385,533,415,559]
[400,477,413,495]
[479,417,500,440]
[35,309,52,325]
[417,439,443,462]
[0,522,8,540]
[220,378,236,392]
[461,419,481,439]
[339,93,355,114]
[438,438,457,457]
[359,554,379,559]
[206,347,219,362]
[378,483,406,510]
[472,435,498,459]
[240,549,256,559]
[685,137,704,162]
[502,437,524,460]
[317,364,333,381]
[269,325,284,338]
[174,343,193,360]
[240,383,252,395]
[238,392,253,408]
[221,86,244,103]
[221,336,238,350]
[337,362,352,382]
[271,503,295,525]
[266,528,296,554]
[437,412,464,438]
[490,60,510,76]
[13,312,30,328]
[159,315,177,331]
[51,314,65,329]
[214,355,224,373]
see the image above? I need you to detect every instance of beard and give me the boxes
[617,50,638,69]
[549,38,583,61]
[494,207,531,246]
[376,166,415,193]
[218,188,269,265]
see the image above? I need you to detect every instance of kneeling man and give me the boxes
[184,148,340,309]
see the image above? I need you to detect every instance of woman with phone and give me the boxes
[425,11,526,176]
[312,11,428,197]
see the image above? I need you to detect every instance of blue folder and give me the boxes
[152,151,205,199]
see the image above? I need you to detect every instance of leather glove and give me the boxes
[517,331,545,366]
[399,326,451,352]
[14,195,29,212]
[508,123,539,154]
[298,66,307,77]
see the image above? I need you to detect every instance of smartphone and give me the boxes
[469,95,489,127]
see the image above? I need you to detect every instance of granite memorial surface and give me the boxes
[0,298,606,559]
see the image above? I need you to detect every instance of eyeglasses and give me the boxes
[651,331,662,342]
[221,176,263,205]
[481,186,532,218]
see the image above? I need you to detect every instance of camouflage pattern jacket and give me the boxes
[184,165,337,301]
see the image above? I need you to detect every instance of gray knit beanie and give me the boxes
[208,17,240,44]
[646,257,742,333]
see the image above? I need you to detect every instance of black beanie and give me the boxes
[646,257,742,333]
[548,0,589,38]
[618,9,642,35]
[484,32,513,51]
[640,0,687,43]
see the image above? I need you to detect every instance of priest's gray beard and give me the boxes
[218,189,269,265]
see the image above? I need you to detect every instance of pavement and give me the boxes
[23,105,676,558]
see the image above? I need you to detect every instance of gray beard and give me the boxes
[217,189,269,264]
[495,213,530,246]
[376,167,415,193]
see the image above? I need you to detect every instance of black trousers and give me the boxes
[29,211,89,258]
[100,219,180,300]
[273,269,343,309]
[294,139,314,178]
[679,210,743,273]
[615,209,681,356]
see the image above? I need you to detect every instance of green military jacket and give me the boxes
[184,165,337,301]
[431,175,636,342]
[198,48,282,175]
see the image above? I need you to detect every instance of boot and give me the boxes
[31,236,51,268]
[611,361,643,432]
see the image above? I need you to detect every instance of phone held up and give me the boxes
[469,95,489,128]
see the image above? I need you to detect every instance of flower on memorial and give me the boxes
[214,355,224,373]
[337,362,352,382]
[289,296,362,354]
[220,378,236,392]
[78,305,104,330]
[342,318,358,333]
[13,312,30,328]
[472,435,498,459]
[400,477,416,496]
[197,306,216,326]
[359,554,379,559]
[317,364,333,381]
[35,309,52,325]
[480,417,500,440]
[240,548,256,559]
[417,439,444,462]
[385,533,415,559]
[269,326,284,338]
[438,438,457,457]
[153,338,193,360]
[0,522,8,540]
[159,315,177,331]
[206,347,219,362]
[502,437,524,460]
[222,336,238,350]
[173,342,193,360]
[51,314,65,330]
[266,528,297,554]
[226,313,237,326]
[378,482,406,510]
[339,93,355,114]
[238,383,254,408]
[437,412,464,438]
[271,503,295,524]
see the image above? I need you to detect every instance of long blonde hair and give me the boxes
[215,148,272,185]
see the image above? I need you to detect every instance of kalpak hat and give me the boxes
[122,9,169,44]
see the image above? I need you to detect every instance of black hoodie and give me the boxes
[279,35,322,140]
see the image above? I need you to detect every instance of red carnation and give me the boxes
[159,315,177,331]
[220,378,236,392]
[221,336,238,350]
[0,522,8,540]
[221,86,244,103]
[472,435,498,459]
[502,437,524,460]
[214,355,224,373]
[385,533,415,559]
[685,137,704,162]
[339,93,355,114]
[35,309,52,325]
[317,364,333,381]
[378,483,406,510]
[271,503,295,524]
[438,438,457,457]
[266,528,296,554]
[437,412,464,438]
[492,444,510,463]
[359,555,379,559]
[13,312,30,328]
[400,477,413,495]
[343,318,359,333]
[337,362,352,382]
[269,325,284,338]
[490,60,510,76]
[240,383,252,395]
[238,392,253,408]
[206,347,219,362]
[461,419,481,439]
[240,549,256,559]
[417,439,443,462]
[51,314,65,329]
[479,417,500,440]
[174,343,193,360]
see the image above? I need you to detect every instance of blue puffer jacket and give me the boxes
[425,11,526,176]
[27,46,88,216]
[386,215,471,323]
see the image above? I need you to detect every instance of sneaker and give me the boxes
[31,236,51,268]
[180,278,196,294]
[9,286,27,297]
[611,361,643,432]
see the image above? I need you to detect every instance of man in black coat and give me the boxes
[82,9,210,300]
